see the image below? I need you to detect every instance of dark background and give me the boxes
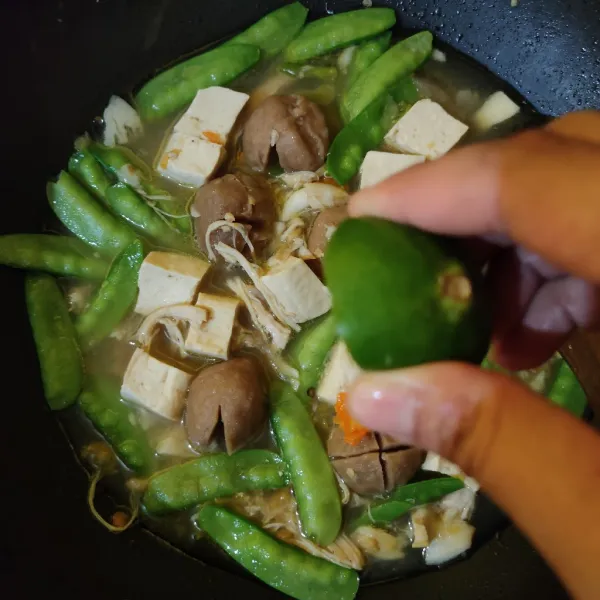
[2,0,600,598]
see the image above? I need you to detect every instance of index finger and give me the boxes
[349,141,504,236]
[349,119,600,283]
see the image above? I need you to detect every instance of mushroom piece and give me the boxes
[243,95,329,173]
[185,357,266,454]
[327,426,424,495]
[193,172,276,255]
[307,205,348,258]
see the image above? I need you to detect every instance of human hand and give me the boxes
[347,112,600,599]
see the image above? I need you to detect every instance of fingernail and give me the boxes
[348,368,467,453]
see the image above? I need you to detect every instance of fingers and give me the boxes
[349,141,504,235]
[348,363,600,599]
[350,112,600,283]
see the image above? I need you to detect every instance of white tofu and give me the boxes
[157,131,224,187]
[431,49,447,63]
[472,91,520,131]
[280,183,348,222]
[102,95,142,147]
[422,451,480,492]
[135,251,211,316]
[440,487,477,521]
[359,151,425,189]
[424,520,475,566]
[184,292,240,359]
[259,256,331,324]
[317,341,362,404]
[384,99,469,159]
[154,424,196,457]
[121,349,192,420]
[174,86,249,144]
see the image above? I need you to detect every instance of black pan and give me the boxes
[2,0,600,598]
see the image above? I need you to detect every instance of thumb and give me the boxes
[348,363,600,600]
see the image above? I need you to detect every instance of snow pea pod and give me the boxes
[75,239,144,348]
[143,450,288,515]
[48,171,138,256]
[88,143,192,235]
[270,382,341,546]
[547,359,587,418]
[287,313,337,398]
[344,31,391,92]
[350,476,465,529]
[284,8,396,63]
[78,376,154,473]
[224,2,308,58]
[68,150,112,202]
[342,31,433,122]
[327,77,419,185]
[196,505,359,600]
[26,274,83,410]
[0,234,109,279]
[105,183,194,253]
[135,44,260,121]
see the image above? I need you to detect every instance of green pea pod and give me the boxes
[0,234,109,280]
[68,150,113,202]
[143,450,288,514]
[225,2,308,58]
[287,313,337,398]
[78,376,154,473]
[270,382,341,546]
[547,359,587,417]
[48,171,138,256]
[88,143,192,235]
[105,183,194,253]
[342,31,433,122]
[284,8,396,63]
[350,476,465,529]
[327,77,419,185]
[76,239,144,348]
[135,44,260,121]
[26,274,84,410]
[196,506,359,600]
[344,31,392,92]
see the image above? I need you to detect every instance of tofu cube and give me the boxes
[384,99,468,159]
[184,292,240,359]
[472,91,520,131]
[422,451,480,492]
[174,86,250,144]
[121,349,192,420]
[359,151,425,189]
[260,256,331,324]
[135,251,211,316]
[317,341,362,404]
[157,131,224,187]
[155,424,196,457]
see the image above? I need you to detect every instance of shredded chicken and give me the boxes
[227,489,364,570]
[268,218,314,266]
[278,171,319,190]
[227,277,291,350]
[335,471,352,505]
[136,304,208,351]
[351,526,406,561]
[215,242,300,331]
[205,219,256,261]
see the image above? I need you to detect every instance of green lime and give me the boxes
[323,217,491,370]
